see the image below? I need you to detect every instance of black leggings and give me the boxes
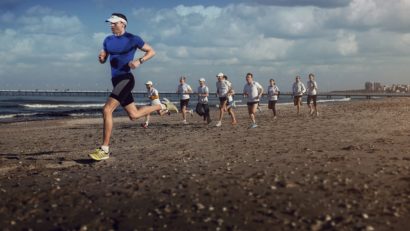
[197,103,210,120]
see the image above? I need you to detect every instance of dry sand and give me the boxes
[0,98,409,230]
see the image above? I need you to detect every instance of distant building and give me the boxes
[365,82,409,93]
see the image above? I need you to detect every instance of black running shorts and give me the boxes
[180,99,190,110]
[110,73,135,107]
[307,95,317,106]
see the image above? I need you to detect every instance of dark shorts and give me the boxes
[110,73,135,107]
[247,101,259,107]
[293,95,302,106]
[219,97,227,105]
[268,100,277,109]
[196,103,210,117]
[307,95,317,105]
[180,99,190,110]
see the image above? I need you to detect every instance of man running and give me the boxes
[307,73,319,116]
[196,78,211,124]
[141,81,169,128]
[89,13,178,160]
[176,76,193,124]
[292,75,306,116]
[267,79,280,119]
[215,72,237,127]
[243,73,263,128]
[223,75,236,109]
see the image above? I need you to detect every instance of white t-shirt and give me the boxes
[243,81,263,103]
[216,80,230,97]
[267,85,280,101]
[177,83,192,100]
[292,82,306,96]
[197,86,209,103]
[147,87,161,105]
[307,80,318,96]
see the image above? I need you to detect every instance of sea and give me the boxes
[0,93,351,123]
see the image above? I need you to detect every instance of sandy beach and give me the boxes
[0,98,409,230]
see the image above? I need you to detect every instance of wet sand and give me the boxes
[0,98,409,230]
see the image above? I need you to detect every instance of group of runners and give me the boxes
[142,72,318,129]
[89,13,319,161]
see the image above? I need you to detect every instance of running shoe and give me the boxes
[89,148,110,161]
[162,98,178,113]
[182,120,188,125]
[141,122,148,129]
[249,123,258,129]
[215,121,222,127]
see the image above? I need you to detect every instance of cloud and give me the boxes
[2,1,410,91]
[0,6,103,90]
[15,6,83,35]
[323,0,410,32]
[336,30,358,56]
[0,11,15,22]
[175,5,222,19]
[252,0,352,8]
[0,0,27,10]
[242,36,294,60]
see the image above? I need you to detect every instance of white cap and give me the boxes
[217,72,224,77]
[145,81,153,85]
[199,78,206,82]
[105,15,127,25]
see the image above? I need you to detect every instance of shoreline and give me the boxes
[0,96,366,124]
[0,97,409,230]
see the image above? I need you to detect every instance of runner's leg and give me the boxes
[228,107,237,124]
[102,97,120,146]
[123,103,162,121]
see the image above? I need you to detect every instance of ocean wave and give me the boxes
[316,98,351,103]
[275,97,351,106]
[22,103,104,109]
[0,113,37,119]
[69,113,100,117]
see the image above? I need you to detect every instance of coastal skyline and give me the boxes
[1,0,410,92]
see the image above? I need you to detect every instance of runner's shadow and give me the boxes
[73,159,97,165]
[0,151,70,158]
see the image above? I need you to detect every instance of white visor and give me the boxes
[105,15,127,25]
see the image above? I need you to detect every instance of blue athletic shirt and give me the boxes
[103,32,145,78]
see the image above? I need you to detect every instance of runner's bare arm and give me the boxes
[258,86,264,98]
[129,43,156,69]
[98,50,108,64]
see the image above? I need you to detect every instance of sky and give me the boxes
[1,0,410,92]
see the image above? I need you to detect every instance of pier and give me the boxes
[0,90,409,99]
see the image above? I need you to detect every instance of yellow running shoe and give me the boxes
[89,148,110,161]
[162,98,178,113]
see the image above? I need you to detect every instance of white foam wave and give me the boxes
[69,113,99,117]
[0,113,37,119]
[275,97,351,106]
[22,103,104,109]
[0,114,15,119]
[316,98,351,103]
